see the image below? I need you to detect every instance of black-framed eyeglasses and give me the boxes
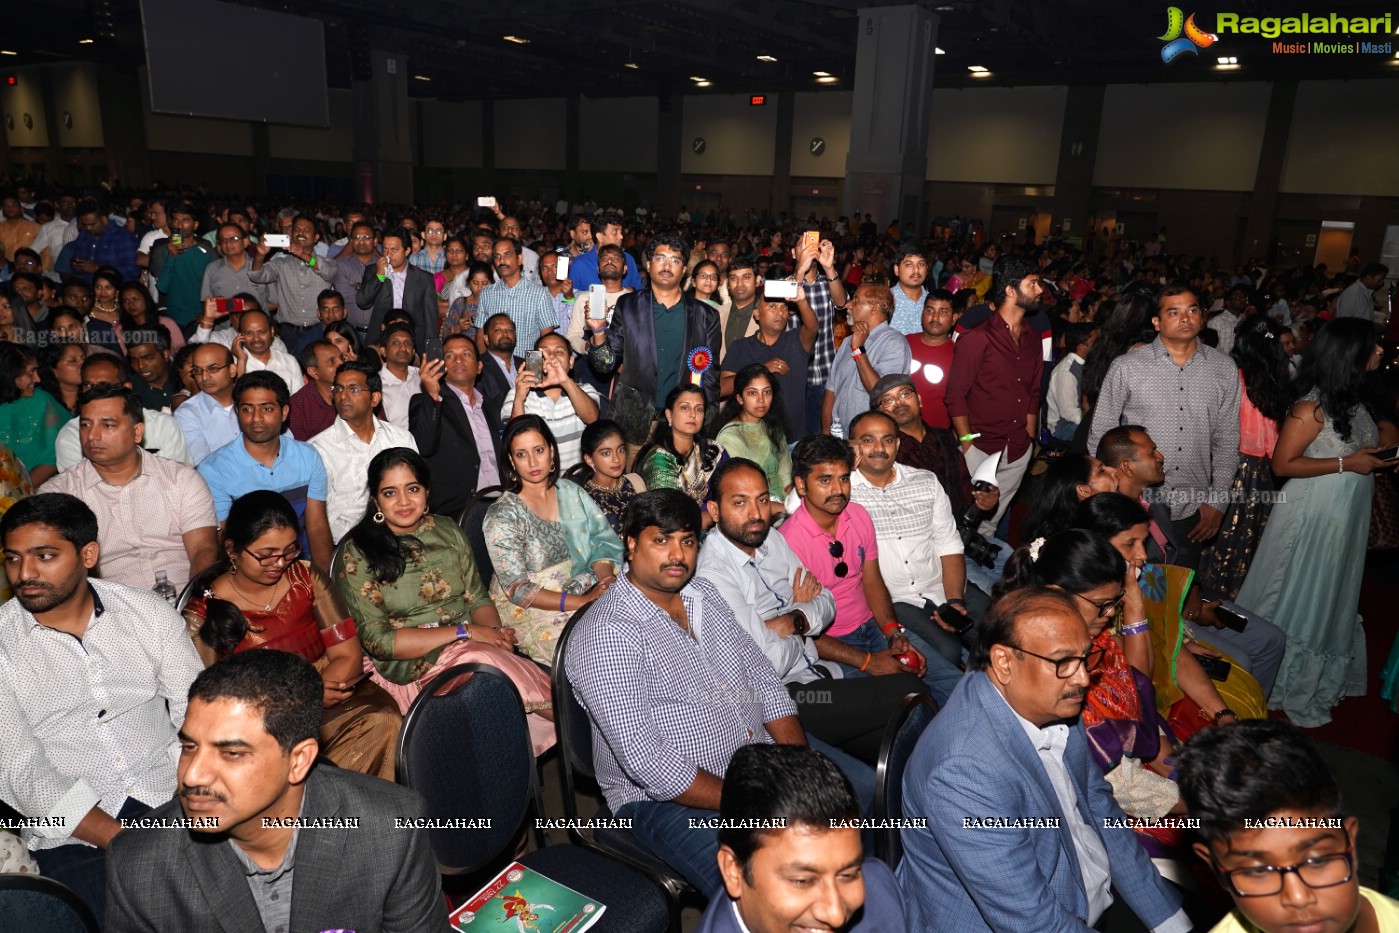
[828,540,848,578]
[329,384,371,395]
[1073,590,1126,619]
[189,363,229,377]
[1009,644,1105,678]
[1213,846,1353,897]
[242,546,301,568]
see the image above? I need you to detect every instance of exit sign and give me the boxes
[749,95,766,106]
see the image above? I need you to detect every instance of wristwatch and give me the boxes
[455,622,470,640]
[790,610,810,636]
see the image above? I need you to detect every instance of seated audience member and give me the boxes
[636,384,729,526]
[698,458,926,763]
[410,332,502,516]
[334,448,555,752]
[1096,426,1286,696]
[55,353,192,470]
[197,371,334,571]
[376,321,421,430]
[189,294,283,351]
[291,288,350,356]
[40,342,85,414]
[779,434,962,705]
[126,330,183,410]
[323,319,364,366]
[998,530,1187,859]
[174,343,241,465]
[702,744,909,933]
[483,415,621,665]
[0,493,204,926]
[823,284,911,438]
[182,491,400,779]
[716,364,792,517]
[41,384,217,590]
[0,441,34,603]
[116,281,184,355]
[848,409,985,672]
[0,342,67,485]
[897,586,1188,932]
[479,311,519,398]
[1072,493,1265,736]
[1178,720,1399,933]
[232,307,304,393]
[287,339,342,441]
[567,419,644,535]
[567,489,871,895]
[501,331,600,470]
[105,650,446,931]
[309,358,417,543]
[1021,453,1122,542]
[719,290,816,445]
[1046,320,1098,441]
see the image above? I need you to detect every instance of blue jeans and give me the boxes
[33,797,150,929]
[1195,600,1287,696]
[616,733,875,896]
[804,382,825,439]
[963,537,1012,599]
[833,618,964,706]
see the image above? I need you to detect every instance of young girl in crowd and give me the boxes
[715,364,792,519]
[686,260,723,310]
[636,383,728,528]
[567,419,644,535]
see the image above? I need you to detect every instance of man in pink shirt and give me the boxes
[779,435,964,704]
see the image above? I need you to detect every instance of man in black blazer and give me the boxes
[587,231,721,445]
[409,333,505,517]
[105,651,445,933]
[359,226,439,353]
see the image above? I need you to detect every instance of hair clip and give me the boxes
[1029,537,1045,562]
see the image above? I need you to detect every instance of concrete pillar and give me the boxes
[351,50,413,204]
[770,91,795,216]
[1240,81,1296,264]
[1048,85,1105,249]
[657,93,682,217]
[94,65,149,188]
[844,5,939,235]
[565,95,581,203]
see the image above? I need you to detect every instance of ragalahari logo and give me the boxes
[1159,7,1218,62]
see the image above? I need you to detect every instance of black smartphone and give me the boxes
[936,603,975,635]
[1196,655,1232,682]
[1215,606,1249,632]
[1375,445,1399,461]
[424,336,444,364]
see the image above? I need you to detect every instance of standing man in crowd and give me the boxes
[334,221,381,334]
[792,229,847,437]
[71,200,139,282]
[1336,262,1388,322]
[717,254,759,361]
[360,226,437,353]
[155,202,216,327]
[201,222,269,312]
[569,211,644,292]
[823,284,910,439]
[907,289,959,429]
[889,243,930,335]
[479,237,557,350]
[248,214,338,348]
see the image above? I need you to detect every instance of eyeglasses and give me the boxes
[1008,644,1105,678]
[827,540,848,578]
[330,384,371,395]
[877,387,917,408]
[241,545,301,567]
[652,255,686,267]
[1072,590,1126,619]
[1214,847,1353,898]
[351,234,375,241]
[217,235,243,243]
[189,363,229,377]
[695,273,718,282]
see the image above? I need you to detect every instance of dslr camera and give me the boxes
[957,480,1002,569]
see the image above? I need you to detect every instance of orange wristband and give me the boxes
[859,651,871,672]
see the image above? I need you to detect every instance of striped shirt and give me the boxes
[478,277,557,345]
[500,384,599,471]
[787,276,838,386]
[850,464,963,608]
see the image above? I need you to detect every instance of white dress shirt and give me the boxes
[55,408,193,472]
[1046,351,1086,430]
[378,365,421,431]
[849,464,963,608]
[241,347,305,394]
[309,416,419,542]
[695,529,836,684]
[0,580,204,849]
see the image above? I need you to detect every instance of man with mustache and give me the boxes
[106,650,445,932]
[0,493,204,926]
[896,587,1188,932]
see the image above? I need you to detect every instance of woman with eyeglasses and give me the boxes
[183,490,401,780]
[996,529,1187,858]
[685,259,723,311]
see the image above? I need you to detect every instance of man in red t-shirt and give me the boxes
[906,288,958,428]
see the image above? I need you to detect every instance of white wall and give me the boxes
[1280,79,1399,197]
[681,93,778,175]
[791,91,851,177]
[927,85,1067,184]
[580,96,657,173]
[1093,82,1271,190]
[494,97,566,171]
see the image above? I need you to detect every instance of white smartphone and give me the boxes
[556,255,570,280]
[764,279,800,300]
[477,196,497,209]
[264,234,291,249]
[588,285,608,320]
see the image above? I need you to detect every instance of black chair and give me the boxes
[0,873,98,933]
[396,662,670,932]
[328,534,352,580]
[552,607,700,922]
[174,561,227,615]
[873,692,939,869]
[458,485,505,585]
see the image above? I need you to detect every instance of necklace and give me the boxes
[227,572,278,612]
[92,302,118,317]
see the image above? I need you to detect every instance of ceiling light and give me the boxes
[413,75,431,81]
[970,70,992,78]
[0,50,16,56]
[624,62,639,69]
[967,64,987,72]
[695,80,712,87]
[812,70,831,77]
[690,75,707,81]
[756,54,778,62]
[935,47,946,55]
[1216,55,1237,65]
[816,76,839,84]
[78,38,94,45]
[502,35,530,44]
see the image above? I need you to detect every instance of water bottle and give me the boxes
[153,570,178,605]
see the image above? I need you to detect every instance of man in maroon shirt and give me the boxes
[287,340,342,440]
[907,289,958,428]
[944,256,1044,536]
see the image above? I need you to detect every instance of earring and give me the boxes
[373,511,385,524]
[229,561,238,576]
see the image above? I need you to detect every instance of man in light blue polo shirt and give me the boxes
[197,370,334,572]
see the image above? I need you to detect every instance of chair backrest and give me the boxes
[395,662,533,875]
[0,873,99,933]
[328,534,351,580]
[551,603,597,818]
[458,485,505,585]
[874,692,939,869]
[174,560,228,615]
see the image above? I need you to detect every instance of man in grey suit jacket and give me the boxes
[896,587,1189,932]
[360,226,439,354]
[106,651,445,933]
